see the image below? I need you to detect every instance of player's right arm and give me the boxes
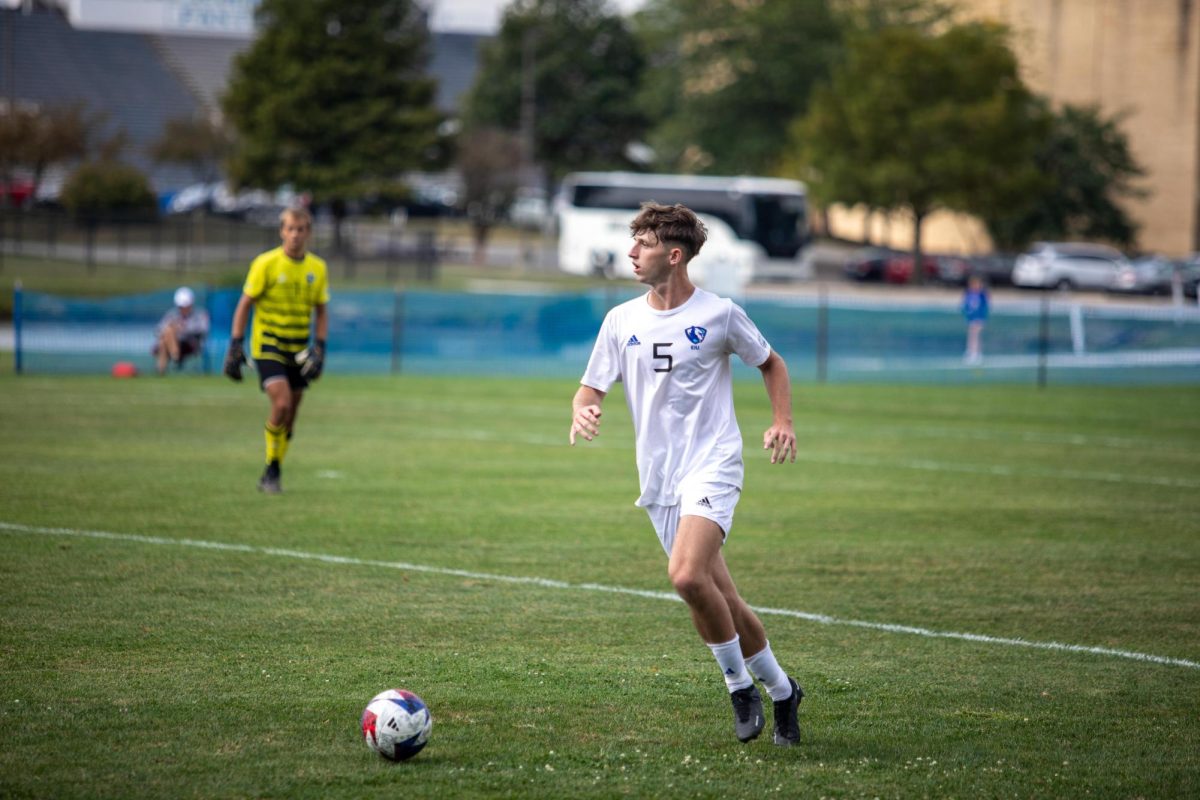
[229,293,255,341]
[569,385,607,445]
[224,293,256,381]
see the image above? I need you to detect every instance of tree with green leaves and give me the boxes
[0,102,96,207]
[791,22,1046,280]
[150,115,233,184]
[457,127,522,263]
[222,0,441,247]
[633,0,842,175]
[982,102,1145,250]
[834,0,955,32]
[463,0,647,184]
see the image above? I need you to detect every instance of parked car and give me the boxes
[1111,255,1178,295]
[508,187,550,230]
[928,254,972,285]
[843,247,902,282]
[0,178,35,208]
[842,247,954,284]
[966,252,1017,286]
[1176,254,1200,298]
[165,182,220,215]
[1012,242,1131,290]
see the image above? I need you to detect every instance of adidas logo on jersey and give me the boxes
[698,497,713,509]
[626,335,642,347]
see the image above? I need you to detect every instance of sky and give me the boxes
[428,0,647,34]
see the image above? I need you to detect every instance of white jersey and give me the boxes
[581,287,772,507]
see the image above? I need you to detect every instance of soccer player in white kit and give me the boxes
[569,202,803,746]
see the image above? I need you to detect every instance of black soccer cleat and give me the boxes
[257,463,282,495]
[730,684,765,743]
[772,677,804,746]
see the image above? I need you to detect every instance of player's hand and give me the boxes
[223,337,246,382]
[300,339,325,380]
[569,404,602,445]
[763,423,796,464]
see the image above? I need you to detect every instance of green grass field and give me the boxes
[1,373,1198,798]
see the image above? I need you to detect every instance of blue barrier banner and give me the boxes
[12,286,1200,384]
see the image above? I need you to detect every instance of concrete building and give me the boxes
[830,0,1200,258]
[966,0,1200,256]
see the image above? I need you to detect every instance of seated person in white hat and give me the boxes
[153,287,210,375]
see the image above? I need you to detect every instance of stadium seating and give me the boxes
[0,5,201,194]
[0,6,487,199]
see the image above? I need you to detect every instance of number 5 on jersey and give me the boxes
[653,342,673,373]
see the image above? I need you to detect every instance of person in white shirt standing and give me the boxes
[569,202,803,746]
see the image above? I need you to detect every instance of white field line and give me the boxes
[3,521,1197,672]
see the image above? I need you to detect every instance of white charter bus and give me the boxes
[555,172,811,293]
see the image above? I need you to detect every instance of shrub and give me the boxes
[60,160,156,217]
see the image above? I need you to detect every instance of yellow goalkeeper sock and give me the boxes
[278,430,293,463]
[265,423,287,466]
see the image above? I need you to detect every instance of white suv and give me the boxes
[1012,242,1131,290]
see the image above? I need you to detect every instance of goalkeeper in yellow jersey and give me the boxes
[224,207,330,494]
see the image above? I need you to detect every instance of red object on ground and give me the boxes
[111,362,139,378]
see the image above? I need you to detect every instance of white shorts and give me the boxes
[645,483,741,557]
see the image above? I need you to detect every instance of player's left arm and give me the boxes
[301,303,329,380]
[313,302,328,343]
[757,350,796,464]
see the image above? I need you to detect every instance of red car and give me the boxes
[845,247,969,284]
[887,253,970,285]
[0,179,34,208]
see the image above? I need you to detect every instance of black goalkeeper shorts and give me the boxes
[255,357,309,392]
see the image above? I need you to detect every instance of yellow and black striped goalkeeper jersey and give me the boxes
[243,247,330,363]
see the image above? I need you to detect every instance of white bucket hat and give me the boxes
[174,287,195,307]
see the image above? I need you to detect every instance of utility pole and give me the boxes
[519,25,538,270]
[519,26,536,186]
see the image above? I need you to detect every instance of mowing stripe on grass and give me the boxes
[793,452,1200,489]
[4,520,1198,672]
[411,428,1200,489]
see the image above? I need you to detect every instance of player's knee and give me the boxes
[669,564,708,602]
[270,397,291,419]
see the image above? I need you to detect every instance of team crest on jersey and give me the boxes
[306,272,315,284]
[685,326,707,345]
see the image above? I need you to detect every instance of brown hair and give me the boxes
[629,202,707,262]
[280,206,313,229]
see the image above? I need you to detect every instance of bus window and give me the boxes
[752,195,807,258]
[557,172,811,284]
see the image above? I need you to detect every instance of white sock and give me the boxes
[708,635,754,692]
[745,641,793,701]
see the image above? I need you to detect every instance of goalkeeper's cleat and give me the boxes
[257,463,282,495]
[730,684,765,743]
[772,677,804,747]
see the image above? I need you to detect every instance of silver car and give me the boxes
[1012,242,1131,290]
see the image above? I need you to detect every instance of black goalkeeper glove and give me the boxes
[224,336,246,382]
[300,339,326,381]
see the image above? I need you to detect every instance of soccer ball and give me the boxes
[361,689,432,761]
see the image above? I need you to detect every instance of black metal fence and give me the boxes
[0,208,442,281]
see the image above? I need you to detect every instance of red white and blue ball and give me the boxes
[361,689,432,761]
